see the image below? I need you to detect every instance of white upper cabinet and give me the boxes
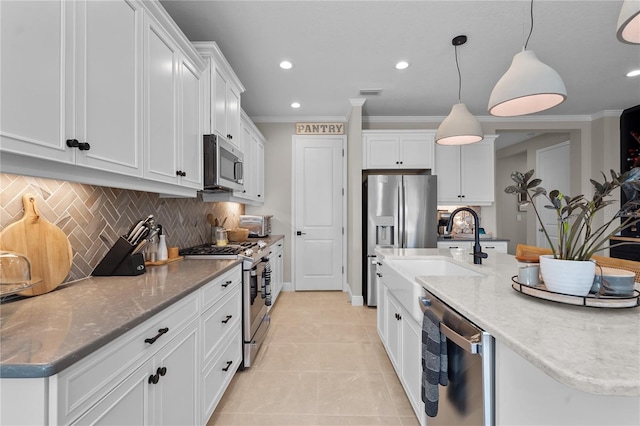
[0,0,73,163]
[193,42,245,148]
[142,5,203,190]
[74,0,143,176]
[0,0,205,196]
[434,136,497,205]
[1,0,143,176]
[363,130,435,169]
[234,111,265,204]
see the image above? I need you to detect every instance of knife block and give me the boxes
[92,236,146,276]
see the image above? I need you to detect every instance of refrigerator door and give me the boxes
[402,175,438,248]
[367,175,401,306]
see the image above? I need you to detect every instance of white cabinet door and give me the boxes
[178,55,203,189]
[399,133,434,169]
[435,144,463,204]
[460,138,495,205]
[384,291,402,370]
[269,241,284,306]
[435,136,496,205]
[365,134,400,168]
[377,274,387,344]
[213,66,228,141]
[436,241,473,250]
[74,0,143,176]
[144,14,178,185]
[71,365,149,426]
[482,241,508,253]
[226,84,242,144]
[256,138,265,201]
[153,322,199,426]
[401,314,424,416]
[0,0,74,163]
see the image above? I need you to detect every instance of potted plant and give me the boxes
[505,167,640,296]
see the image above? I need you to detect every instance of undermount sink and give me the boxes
[386,258,484,278]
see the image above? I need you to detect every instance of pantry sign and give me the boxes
[295,122,345,135]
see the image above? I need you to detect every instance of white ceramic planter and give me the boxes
[539,255,596,297]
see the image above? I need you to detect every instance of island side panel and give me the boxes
[495,339,640,425]
[0,377,48,425]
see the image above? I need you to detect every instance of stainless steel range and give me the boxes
[179,242,271,368]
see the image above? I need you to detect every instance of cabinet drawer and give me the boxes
[201,264,242,311]
[201,324,242,423]
[201,281,241,364]
[54,292,199,424]
[437,241,473,250]
[483,242,508,253]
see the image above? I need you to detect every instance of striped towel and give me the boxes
[421,309,448,417]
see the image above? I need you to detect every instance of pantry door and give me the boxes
[536,141,570,249]
[292,135,345,291]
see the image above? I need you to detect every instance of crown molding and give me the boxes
[591,110,623,120]
[252,116,348,123]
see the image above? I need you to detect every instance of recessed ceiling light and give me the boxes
[395,61,409,70]
[291,102,301,108]
[627,69,640,77]
[280,60,293,70]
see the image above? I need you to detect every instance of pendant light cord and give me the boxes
[524,0,534,49]
[455,44,462,102]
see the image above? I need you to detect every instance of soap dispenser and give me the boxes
[156,224,168,261]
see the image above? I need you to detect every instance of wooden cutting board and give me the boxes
[0,194,73,296]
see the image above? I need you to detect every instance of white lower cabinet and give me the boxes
[268,240,284,307]
[377,264,426,425]
[1,264,243,426]
[437,240,507,253]
[72,321,199,426]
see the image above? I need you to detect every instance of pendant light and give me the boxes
[617,0,640,44]
[436,35,484,146]
[488,0,566,117]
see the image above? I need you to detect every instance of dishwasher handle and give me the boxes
[419,297,481,354]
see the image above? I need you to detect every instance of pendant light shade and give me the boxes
[436,35,484,146]
[617,0,640,44]
[488,50,567,117]
[436,103,483,145]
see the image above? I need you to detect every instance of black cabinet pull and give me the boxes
[66,139,91,151]
[157,367,167,377]
[221,315,233,324]
[222,280,232,288]
[227,134,233,140]
[376,272,382,277]
[148,373,159,384]
[145,327,169,344]
[222,360,233,371]
[175,170,186,177]
[296,231,306,236]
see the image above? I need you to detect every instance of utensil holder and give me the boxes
[92,236,146,276]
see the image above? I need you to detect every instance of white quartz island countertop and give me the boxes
[376,248,640,397]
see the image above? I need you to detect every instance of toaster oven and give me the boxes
[239,215,272,237]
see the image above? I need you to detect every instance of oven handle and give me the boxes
[419,297,481,354]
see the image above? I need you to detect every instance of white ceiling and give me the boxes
[160,0,640,122]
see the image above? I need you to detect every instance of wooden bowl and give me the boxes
[227,228,249,242]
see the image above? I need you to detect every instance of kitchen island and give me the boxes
[377,248,639,425]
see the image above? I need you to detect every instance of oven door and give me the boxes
[246,258,268,339]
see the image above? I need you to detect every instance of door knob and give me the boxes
[296,231,306,236]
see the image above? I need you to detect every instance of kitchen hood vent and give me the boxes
[359,88,383,96]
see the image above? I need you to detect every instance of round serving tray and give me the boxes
[511,276,640,309]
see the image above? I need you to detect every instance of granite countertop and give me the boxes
[0,258,241,378]
[376,248,640,397]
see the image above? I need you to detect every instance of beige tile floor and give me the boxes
[207,291,420,426]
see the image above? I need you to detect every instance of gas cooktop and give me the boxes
[179,242,257,257]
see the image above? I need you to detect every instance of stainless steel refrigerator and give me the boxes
[364,174,437,306]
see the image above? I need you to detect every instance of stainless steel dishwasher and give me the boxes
[420,291,495,426]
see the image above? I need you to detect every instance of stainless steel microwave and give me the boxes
[203,134,243,192]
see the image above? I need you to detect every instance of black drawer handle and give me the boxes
[376,272,382,277]
[222,360,233,372]
[157,366,167,377]
[221,315,233,324]
[148,373,159,384]
[222,280,232,288]
[145,327,169,344]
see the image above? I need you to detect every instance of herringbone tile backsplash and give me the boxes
[0,173,244,282]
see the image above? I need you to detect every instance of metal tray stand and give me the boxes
[511,276,640,309]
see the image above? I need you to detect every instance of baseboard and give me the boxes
[282,282,293,292]
[344,284,364,306]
